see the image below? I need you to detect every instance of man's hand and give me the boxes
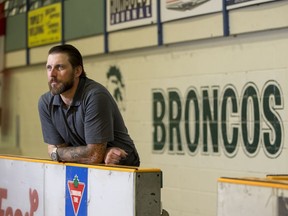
[104,147,128,165]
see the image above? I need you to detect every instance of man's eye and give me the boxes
[57,65,64,70]
[46,66,52,71]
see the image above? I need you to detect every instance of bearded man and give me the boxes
[38,44,140,166]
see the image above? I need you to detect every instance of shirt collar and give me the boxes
[72,77,86,106]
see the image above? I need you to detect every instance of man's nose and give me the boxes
[49,67,58,77]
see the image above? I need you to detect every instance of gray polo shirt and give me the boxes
[38,77,139,165]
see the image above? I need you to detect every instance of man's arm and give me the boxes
[47,143,127,165]
[48,143,107,164]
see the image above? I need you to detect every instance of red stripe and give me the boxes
[0,2,5,36]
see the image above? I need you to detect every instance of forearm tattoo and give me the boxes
[57,145,106,164]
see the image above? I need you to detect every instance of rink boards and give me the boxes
[218,176,288,216]
[0,155,162,216]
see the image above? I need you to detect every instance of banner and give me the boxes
[226,0,277,9]
[28,3,62,48]
[161,0,222,22]
[0,1,5,36]
[106,0,157,32]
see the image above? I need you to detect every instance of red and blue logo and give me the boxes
[66,166,88,216]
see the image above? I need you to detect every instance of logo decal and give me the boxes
[67,175,85,216]
[106,65,126,112]
[66,166,88,216]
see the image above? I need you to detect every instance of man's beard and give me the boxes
[48,74,74,95]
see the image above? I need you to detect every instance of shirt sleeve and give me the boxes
[84,91,114,144]
[38,95,65,145]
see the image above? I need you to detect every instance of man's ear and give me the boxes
[75,65,83,78]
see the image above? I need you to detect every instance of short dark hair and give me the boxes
[48,44,86,77]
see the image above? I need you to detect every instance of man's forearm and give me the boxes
[56,144,106,165]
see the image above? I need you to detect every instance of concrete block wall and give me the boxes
[2,1,288,215]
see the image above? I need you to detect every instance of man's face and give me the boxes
[46,53,75,95]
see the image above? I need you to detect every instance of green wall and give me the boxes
[5,0,105,52]
[64,0,104,41]
[5,13,26,52]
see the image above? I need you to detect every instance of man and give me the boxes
[38,44,140,166]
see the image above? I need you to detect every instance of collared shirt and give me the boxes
[38,77,139,161]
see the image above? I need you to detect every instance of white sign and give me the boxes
[161,0,222,22]
[226,0,277,10]
[107,0,157,32]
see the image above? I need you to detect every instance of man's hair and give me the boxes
[48,44,87,77]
